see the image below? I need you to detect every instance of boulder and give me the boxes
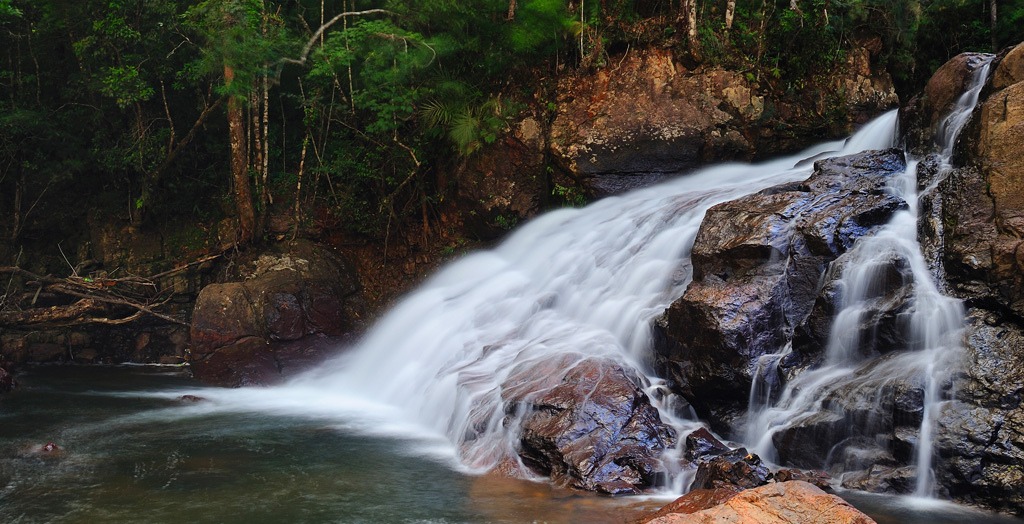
[644,481,876,524]
[502,355,677,494]
[189,240,364,386]
[654,149,907,429]
[690,448,773,491]
[684,427,730,462]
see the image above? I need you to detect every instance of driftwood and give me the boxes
[0,253,221,328]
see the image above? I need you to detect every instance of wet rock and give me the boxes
[0,362,15,393]
[189,240,364,387]
[654,149,907,429]
[690,448,772,491]
[645,481,875,524]
[178,394,204,403]
[684,427,730,462]
[502,356,677,495]
[770,355,928,472]
[840,464,916,494]
[790,251,917,369]
[932,309,1024,514]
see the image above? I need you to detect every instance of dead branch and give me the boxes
[278,9,393,68]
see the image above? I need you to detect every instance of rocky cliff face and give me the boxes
[456,43,898,238]
[904,42,1024,513]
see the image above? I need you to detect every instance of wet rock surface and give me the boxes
[189,240,364,386]
[0,361,15,393]
[654,149,907,429]
[501,356,676,495]
[644,481,876,524]
[931,309,1024,513]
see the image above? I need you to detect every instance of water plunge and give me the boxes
[155,59,991,500]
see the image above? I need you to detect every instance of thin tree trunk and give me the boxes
[990,0,998,52]
[685,0,700,59]
[725,0,736,30]
[507,0,517,20]
[225,65,255,244]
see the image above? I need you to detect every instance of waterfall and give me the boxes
[155,60,992,498]
[744,57,993,497]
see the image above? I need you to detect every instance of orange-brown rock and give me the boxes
[643,481,875,524]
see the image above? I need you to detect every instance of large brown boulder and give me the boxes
[189,240,364,386]
[900,52,993,154]
[643,481,876,524]
[654,149,907,429]
[501,355,676,494]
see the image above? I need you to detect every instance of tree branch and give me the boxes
[279,9,393,68]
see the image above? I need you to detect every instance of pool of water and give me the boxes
[1,366,1020,524]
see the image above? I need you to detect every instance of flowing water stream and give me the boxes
[744,56,993,498]
[1,57,1014,523]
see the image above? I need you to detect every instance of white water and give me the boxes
[155,112,897,485]
[149,64,995,497]
[744,57,993,497]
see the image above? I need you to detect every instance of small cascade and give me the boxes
[744,56,993,497]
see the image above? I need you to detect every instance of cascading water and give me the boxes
[144,56,995,501]
[744,56,993,497]
[164,112,898,486]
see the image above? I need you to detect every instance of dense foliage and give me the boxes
[0,0,1020,257]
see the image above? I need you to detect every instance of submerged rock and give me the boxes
[502,356,676,495]
[644,480,876,524]
[654,149,907,430]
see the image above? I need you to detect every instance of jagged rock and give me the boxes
[690,448,772,491]
[684,427,730,462]
[644,481,876,524]
[932,309,1024,513]
[502,355,676,495]
[189,240,364,387]
[654,149,907,430]
[789,251,916,370]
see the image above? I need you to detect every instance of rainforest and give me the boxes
[2,1,1024,523]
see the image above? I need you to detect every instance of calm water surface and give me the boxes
[1,366,1020,524]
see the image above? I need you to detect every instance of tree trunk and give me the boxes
[225,65,255,245]
[507,0,517,21]
[726,0,736,30]
[990,0,998,52]
[685,0,700,60]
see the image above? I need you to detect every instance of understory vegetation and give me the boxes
[0,0,1020,264]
